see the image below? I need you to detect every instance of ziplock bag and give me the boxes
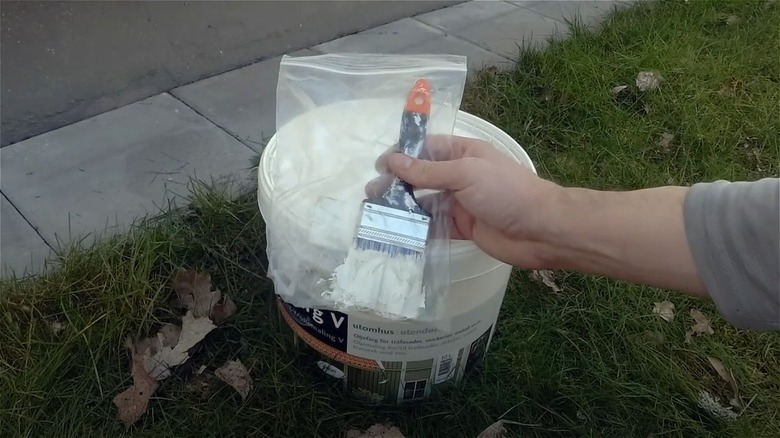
[265,53,467,326]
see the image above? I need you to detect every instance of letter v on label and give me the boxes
[331,314,345,329]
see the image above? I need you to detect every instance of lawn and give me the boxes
[2,0,779,436]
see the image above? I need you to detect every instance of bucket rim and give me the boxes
[257,108,536,258]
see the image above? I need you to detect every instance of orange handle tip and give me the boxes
[405,79,431,115]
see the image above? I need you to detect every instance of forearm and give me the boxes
[539,186,708,297]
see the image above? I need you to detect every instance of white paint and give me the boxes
[403,191,418,211]
[323,248,426,319]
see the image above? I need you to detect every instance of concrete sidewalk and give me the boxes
[0,0,634,277]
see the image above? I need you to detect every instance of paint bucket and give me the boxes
[257,103,535,403]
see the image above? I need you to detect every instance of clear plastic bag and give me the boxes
[266,53,467,325]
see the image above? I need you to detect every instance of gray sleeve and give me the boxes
[683,178,779,331]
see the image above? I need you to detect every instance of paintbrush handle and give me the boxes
[382,80,431,213]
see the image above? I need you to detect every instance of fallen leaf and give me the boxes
[685,309,714,343]
[113,338,160,427]
[158,323,181,348]
[352,387,385,403]
[482,65,499,76]
[172,269,221,318]
[707,356,742,409]
[636,71,663,92]
[210,294,237,324]
[215,359,253,400]
[186,372,221,401]
[536,88,556,103]
[697,390,738,421]
[642,330,667,347]
[691,309,714,334]
[653,301,675,322]
[611,84,649,115]
[532,270,562,292]
[346,423,406,438]
[611,85,629,95]
[10,302,33,313]
[47,319,66,335]
[718,78,743,97]
[144,311,217,380]
[656,133,675,153]
[718,84,735,98]
[478,420,507,438]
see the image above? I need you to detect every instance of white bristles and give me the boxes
[323,247,426,319]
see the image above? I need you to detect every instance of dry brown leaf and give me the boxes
[113,338,160,427]
[346,423,406,438]
[477,420,507,438]
[215,359,253,401]
[158,324,181,348]
[352,387,385,403]
[172,269,221,318]
[47,319,66,335]
[657,133,675,153]
[718,78,743,98]
[697,390,738,421]
[725,14,740,25]
[532,270,562,292]
[691,309,714,335]
[707,356,743,408]
[210,294,237,324]
[636,71,664,92]
[653,301,675,322]
[642,330,667,347]
[145,311,217,380]
[186,372,221,401]
[718,84,736,98]
[685,309,714,343]
[611,85,629,95]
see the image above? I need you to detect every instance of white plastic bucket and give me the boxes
[258,107,535,403]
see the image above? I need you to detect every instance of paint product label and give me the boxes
[277,285,505,403]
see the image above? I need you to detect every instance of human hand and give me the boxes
[367,135,563,269]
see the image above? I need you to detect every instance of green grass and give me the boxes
[2,0,780,436]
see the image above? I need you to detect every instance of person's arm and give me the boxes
[683,178,779,331]
[538,179,779,331]
[537,186,708,296]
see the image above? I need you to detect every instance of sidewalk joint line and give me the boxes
[167,92,262,156]
[410,18,514,63]
[1,191,59,255]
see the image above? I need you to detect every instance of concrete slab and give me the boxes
[418,1,569,58]
[1,194,54,278]
[172,49,317,152]
[415,1,520,32]
[314,18,512,74]
[510,1,625,28]
[0,93,256,249]
[1,1,462,146]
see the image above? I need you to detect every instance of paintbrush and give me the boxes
[327,79,432,317]
[354,78,432,259]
